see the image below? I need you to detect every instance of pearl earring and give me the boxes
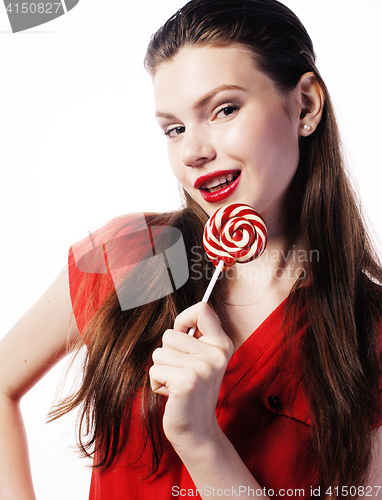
[303,124,311,131]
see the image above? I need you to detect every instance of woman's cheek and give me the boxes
[219,115,265,158]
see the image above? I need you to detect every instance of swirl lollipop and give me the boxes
[204,203,267,270]
[188,203,268,335]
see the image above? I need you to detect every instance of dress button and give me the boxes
[267,395,281,410]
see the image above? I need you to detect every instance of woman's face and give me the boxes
[153,44,302,232]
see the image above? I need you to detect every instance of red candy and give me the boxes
[203,204,268,270]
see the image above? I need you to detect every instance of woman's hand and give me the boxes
[149,302,234,451]
[149,302,269,500]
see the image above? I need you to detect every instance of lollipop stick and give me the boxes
[188,259,224,336]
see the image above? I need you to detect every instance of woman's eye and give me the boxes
[215,104,239,119]
[164,126,185,138]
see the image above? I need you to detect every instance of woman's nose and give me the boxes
[181,127,216,167]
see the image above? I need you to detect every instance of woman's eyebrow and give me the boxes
[155,84,246,119]
[192,84,246,110]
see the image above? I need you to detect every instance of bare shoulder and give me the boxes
[0,265,81,401]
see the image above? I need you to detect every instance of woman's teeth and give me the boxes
[208,181,229,193]
[203,173,236,192]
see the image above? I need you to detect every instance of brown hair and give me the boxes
[51,0,382,496]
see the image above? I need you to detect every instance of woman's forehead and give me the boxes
[153,43,255,79]
[152,44,274,110]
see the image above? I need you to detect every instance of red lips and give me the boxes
[194,170,241,203]
[194,169,240,189]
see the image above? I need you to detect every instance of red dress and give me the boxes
[68,214,381,499]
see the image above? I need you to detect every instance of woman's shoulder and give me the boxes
[68,213,156,335]
[70,213,153,271]
[68,211,188,335]
[69,211,183,273]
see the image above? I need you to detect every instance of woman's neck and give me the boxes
[214,233,303,349]
[224,229,303,296]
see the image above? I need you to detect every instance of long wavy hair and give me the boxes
[50,0,382,497]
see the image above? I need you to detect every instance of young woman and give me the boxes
[1,0,381,499]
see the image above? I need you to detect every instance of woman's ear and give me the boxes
[298,72,324,136]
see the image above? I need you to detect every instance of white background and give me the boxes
[0,1,381,498]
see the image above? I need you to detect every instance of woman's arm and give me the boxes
[0,265,81,500]
[150,302,269,500]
